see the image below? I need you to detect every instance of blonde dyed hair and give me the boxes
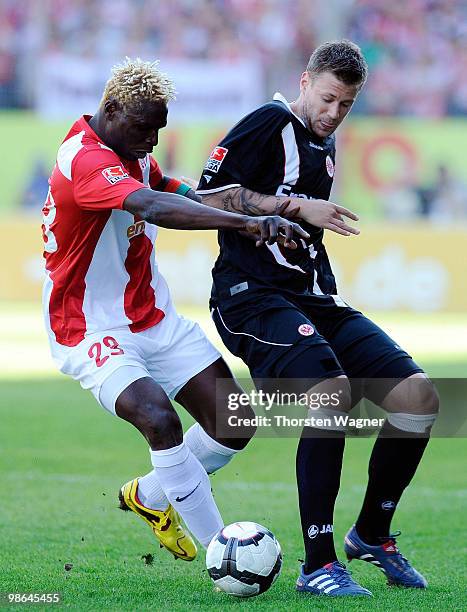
[101,57,176,112]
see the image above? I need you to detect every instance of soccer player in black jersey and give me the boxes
[196,40,439,597]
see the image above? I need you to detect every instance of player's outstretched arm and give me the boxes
[202,186,360,237]
[123,188,309,247]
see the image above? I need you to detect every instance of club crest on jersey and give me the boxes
[325,155,335,178]
[298,323,314,336]
[205,146,228,173]
[102,165,130,184]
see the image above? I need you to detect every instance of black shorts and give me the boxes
[211,291,423,384]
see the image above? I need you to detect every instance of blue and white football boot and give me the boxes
[344,525,428,588]
[296,561,372,597]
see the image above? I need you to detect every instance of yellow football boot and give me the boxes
[119,478,197,561]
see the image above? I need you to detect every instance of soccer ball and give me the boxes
[206,522,282,597]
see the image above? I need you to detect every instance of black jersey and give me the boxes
[197,93,338,303]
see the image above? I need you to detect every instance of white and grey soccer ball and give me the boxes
[206,522,282,597]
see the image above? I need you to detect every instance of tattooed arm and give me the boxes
[202,186,297,216]
[201,186,359,237]
[179,179,279,214]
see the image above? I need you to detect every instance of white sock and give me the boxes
[184,423,238,474]
[150,442,224,547]
[137,425,238,510]
[137,470,169,511]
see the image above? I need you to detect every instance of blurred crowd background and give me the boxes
[1,0,466,116]
[1,0,466,311]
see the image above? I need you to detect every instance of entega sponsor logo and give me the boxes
[127,220,146,239]
[276,184,315,199]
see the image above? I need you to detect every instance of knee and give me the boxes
[140,401,181,433]
[399,375,440,415]
[118,396,182,442]
[384,375,439,436]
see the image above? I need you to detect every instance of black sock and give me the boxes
[355,420,430,545]
[296,427,345,574]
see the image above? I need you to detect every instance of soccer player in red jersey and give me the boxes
[42,58,308,561]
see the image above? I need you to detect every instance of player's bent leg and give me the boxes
[350,368,439,588]
[114,319,247,547]
[98,371,196,560]
[96,365,170,510]
[113,375,223,554]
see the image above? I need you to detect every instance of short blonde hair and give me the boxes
[101,57,176,111]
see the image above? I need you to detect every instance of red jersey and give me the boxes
[42,115,172,349]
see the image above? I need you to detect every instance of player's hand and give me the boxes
[180,176,199,190]
[244,213,310,249]
[295,198,360,236]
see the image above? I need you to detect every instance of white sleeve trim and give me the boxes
[281,122,300,185]
[196,183,241,195]
[57,130,85,180]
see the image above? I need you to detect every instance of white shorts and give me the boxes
[51,303,221,415]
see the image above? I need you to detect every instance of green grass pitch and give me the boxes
[1,369,466,611]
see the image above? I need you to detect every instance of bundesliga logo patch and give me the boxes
[298,323,314,336]
[205,146,228,173]
[326,155,335,178]
[102,165,130,184]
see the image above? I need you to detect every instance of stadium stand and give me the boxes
[0,0,465,115]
